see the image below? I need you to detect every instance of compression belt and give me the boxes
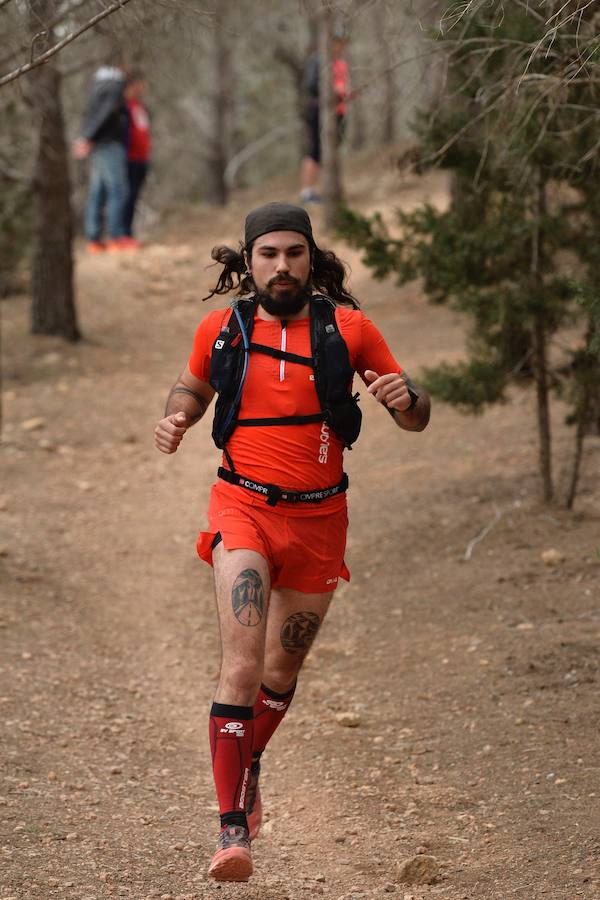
[217,466,348,507]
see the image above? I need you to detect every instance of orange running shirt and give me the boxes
[188,306,403,491]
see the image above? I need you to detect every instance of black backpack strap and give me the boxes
[310,294,338,414]
[249,343,314,367]
[210,298,257,456]
[236,412,324,427]
[309,295,361,449]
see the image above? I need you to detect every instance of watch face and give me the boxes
[406,385,419,410]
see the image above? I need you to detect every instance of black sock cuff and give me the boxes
[260,681,297,701]
[220,811,248,830]
[210,702,253,720]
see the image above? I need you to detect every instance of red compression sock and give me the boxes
[209,702,254,830]
[252,682,296,756]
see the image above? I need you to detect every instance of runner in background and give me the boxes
[73,63,134,253]
[154,202,430,882]
[299,28,350,204]
[123,70,151,247]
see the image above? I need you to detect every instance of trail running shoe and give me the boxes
[299,188,322,204]
[246,760,263,841]
[207,825,252,882]
[106,237,142,252]
[85,241,105,254]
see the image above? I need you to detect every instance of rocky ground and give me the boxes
[1,158,599,899]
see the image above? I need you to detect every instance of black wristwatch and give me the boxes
[386,382,419,416]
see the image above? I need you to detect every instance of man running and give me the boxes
[154,202,430,882]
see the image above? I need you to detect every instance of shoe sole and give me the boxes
[208,847,252,882]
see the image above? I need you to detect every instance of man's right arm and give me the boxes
[154,365,215,454]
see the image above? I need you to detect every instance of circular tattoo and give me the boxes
[280,611,320,656]
[231,569,264,627]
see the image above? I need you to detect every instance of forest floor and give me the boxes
[2,152,600,900]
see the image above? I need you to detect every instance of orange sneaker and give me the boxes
[86,241,105,254]
[106,237,142,252]
[246,761,262,841]
[207,825,252,882]
[119,236,142,249]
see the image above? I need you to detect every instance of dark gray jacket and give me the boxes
[80,67,128,144]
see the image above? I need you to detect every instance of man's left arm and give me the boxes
[364,369,430,432]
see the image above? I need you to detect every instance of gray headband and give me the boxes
[244,202,315,248]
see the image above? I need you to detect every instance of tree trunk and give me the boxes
[28,0,79,341]
[375,3,395,145]
[564,386,590,510]
[564,316,597,509]
[531,172,553,503]
[532,313,553,503]
[319,4,343,231]
[206,2,231,206]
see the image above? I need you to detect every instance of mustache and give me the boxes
[267,275,301,288]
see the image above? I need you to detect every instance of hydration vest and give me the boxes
[209,295,362,457]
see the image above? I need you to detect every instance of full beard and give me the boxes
[255,281,312,317]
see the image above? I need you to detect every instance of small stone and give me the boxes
[415,845,428,854]
[76,480,92,492]
[48,771,58,781]
[383,884,396,892]
[315,874,326,882]
[48,878,60,886]
[542,548,565,567]
[66,832,78,840]
[110,766,122,775]
[397,854,439,885]
[41,352,61,365]
[335,711,361,728]
[172,842,184,851]
[21,417,46,431]
[38,438,56,451]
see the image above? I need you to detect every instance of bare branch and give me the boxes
[464,506,502,561]
[0,0,135,88]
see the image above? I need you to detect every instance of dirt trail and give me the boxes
[2,159,600,900]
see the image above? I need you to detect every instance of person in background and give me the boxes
[73,64,136,253]
[299,29,350,204]
[123,70,151,247]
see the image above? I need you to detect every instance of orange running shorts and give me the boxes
[196,481,350,594]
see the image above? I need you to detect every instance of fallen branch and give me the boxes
[463,504,502,561]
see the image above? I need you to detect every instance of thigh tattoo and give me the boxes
[280,611,320,655]
[231,569,265,626]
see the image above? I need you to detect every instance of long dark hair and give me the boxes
[202,241,360,308]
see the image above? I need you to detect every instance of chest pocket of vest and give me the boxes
[209,331,242,398]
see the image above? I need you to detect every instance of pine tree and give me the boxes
[339,2,600,506]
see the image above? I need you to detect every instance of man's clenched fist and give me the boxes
[364,370,412,412]
[154,411,190,454]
